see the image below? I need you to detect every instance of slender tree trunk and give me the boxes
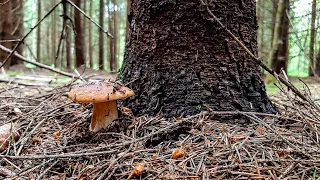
[122,0,277,117]
[10,0,23,65]
[73,0,85,67]
[99,0,104,69]
[82,1,87,66]
[37,0,42,63]
[125,0,131,43]
[0,0,13,69]
[89,0,93,68]
[108,0,115,71]
[309,0,316,76]
[111,0,117,71]
[270,0,279,48]
[315,45,320,75]
[52,0,57,66]
[267,0,289,83]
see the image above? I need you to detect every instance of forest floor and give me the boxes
[0,68,320,179]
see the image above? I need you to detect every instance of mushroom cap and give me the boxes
[68,82,134,103]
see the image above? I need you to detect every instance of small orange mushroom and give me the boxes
[68,82,134,132]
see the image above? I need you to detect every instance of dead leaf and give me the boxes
[256,127,264,135]
[221,124,227,131]
[172,149,187,160]
[231,136,246,141]
[32,137,42,144]
[152,154,157,161]
[178,162,185,169]
[122,106,132,113]
[128,163,145,179]
[279,128,285,132]
[53,131,62,140]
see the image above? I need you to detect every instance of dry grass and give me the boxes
[0,81,320,179]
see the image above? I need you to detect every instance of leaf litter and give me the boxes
[0,82,320,179]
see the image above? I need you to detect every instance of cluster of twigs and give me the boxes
[0,80,319,179]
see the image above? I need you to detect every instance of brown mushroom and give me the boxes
[68,82,134,132]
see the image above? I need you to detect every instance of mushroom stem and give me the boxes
[90,101,118,132]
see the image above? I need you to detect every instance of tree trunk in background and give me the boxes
[66,27,71,69]
[10,0,23,65]
[270,0,279,48]
[108,0,115,71]
[315,45,320,75]
[52,0,57,66]
[37,0,42,63]
[267,0,289,83]
[126,0,131,43]
[82,1,87,66]
[122,0,277,118]
[111,0,117,72]
[99,0,104,70]
[309,0,316,76]
[0,0,13,69]
[257,0,265,75]
[74,0,85,67]
[89,0,93,68]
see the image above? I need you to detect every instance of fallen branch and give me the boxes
[0,45,78,79]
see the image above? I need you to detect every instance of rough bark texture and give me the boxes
[74,0,85,67]
[121,0,277,118]
[0,0,13,69]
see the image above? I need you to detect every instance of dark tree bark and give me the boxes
[121,0,277,118]
[73,0,85,67]
[37,0,42,63]
[0,0,13,69]
[99,0,104,69]
[309,0,316,76]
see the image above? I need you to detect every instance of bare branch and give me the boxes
[66,0,113,38]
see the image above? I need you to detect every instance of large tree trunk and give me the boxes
[309,0,316,77]
[0,0,13,69]
[121,0,277,118]
[74,0,85,67]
